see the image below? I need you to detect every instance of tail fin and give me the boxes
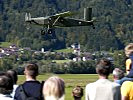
[84,7,92,21]
[25,13,31,21]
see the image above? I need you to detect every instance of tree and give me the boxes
[113,50,126,70]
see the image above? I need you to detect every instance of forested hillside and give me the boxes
[0,0,133,51]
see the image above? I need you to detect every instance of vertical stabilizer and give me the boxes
[25,13,28,21]
[25,13,31,21]
[84,7,92,21]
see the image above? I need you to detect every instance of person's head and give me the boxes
[0,74,13,94]
[43,76,65,100]
[24,63,39,79]
[125,43,133,57]
[6,69,18,84]
[96,58,112,77]
[72,86,83,100]
[113,68,124,80]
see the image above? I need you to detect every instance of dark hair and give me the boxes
[0,75,13,94]
[6,69,18,84]
[72,86,83,99]
[25,63,39,78]
[96,59,112,76]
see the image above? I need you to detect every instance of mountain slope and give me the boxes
[0,0,133,51]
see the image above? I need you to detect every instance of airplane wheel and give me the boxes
[47,29,53,34]
[41,30,46,35]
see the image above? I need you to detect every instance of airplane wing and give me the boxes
[25,11,76,26]
[51,11,75,18]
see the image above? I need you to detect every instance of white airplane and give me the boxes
[25,7,95,35]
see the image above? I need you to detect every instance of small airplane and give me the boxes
[25,7,95,35]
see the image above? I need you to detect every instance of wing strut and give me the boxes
[52,16,61,26]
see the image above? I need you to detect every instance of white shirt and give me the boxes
[85,79,121,100]
[11,84,18,98]
[0,94,13,100]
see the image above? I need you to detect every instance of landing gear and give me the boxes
[47,28,53,34]
[40,28,53,35]
[41,29,46,35]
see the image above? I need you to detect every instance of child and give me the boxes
[72,86,83,100]
[125,43,133,77]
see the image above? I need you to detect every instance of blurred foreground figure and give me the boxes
[121,43,133,100]
[85,59,121,100]
[113,68,124,85]
[72,85,83,100]
[43,76,65,100]
[121,81,133,100]
[6,69,18,98]
[0,73,13,100]
[125,43,133,77]
[14,63,43,100]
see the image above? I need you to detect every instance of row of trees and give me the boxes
[0,50,126,74]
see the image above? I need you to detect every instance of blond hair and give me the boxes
[125,43,133,57]
[43,76,65,100]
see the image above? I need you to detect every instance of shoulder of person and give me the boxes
[15,84,24,92]
[85,82,96,89]
[122,81,133,86]
[126,59,132,63]
[112,82,121,87]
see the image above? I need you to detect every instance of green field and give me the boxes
[54,48,73,53]
[0,42,11,47]
[18,74,113,100]
[52,60,71,64]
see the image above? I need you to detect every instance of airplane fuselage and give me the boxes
[27,17,93,28]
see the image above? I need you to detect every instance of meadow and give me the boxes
[54,48,73,53]
[18,74,113,100]
[0,42,11,47]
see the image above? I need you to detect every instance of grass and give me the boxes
[52,60,71,64]
[17,74,113,100]
[0,42,11,47]
[54,48,73,53]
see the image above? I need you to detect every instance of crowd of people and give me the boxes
[0,43,133,100]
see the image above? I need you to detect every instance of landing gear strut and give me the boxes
[40,28,53,35]
[41,29,46,35]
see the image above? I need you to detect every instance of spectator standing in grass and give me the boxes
[120,43,133,100]
[121,81,133,100]
[124,43,133,77]
[85,58,121,100]
[14,63,43,100]
[114,43,133,85]
[0,73,13,100]
[43,76,65,100]
[112,68,125,85]
[6,69,18,98]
